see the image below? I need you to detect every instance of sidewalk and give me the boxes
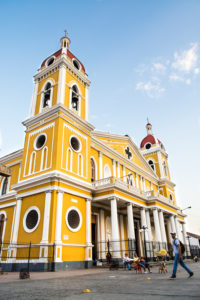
[0,268,109,283]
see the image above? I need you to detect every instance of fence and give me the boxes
[0,241,55,271]
[95,239,200,262]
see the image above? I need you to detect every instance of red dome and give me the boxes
[41,49,85,72]
[140,135,161,148]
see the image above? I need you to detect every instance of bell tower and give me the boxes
[20,33,94,183]
[30,32,90,121]
[140,122,176,204]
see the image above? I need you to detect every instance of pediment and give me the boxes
[92,131,156,176]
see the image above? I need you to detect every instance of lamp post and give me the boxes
[181,206,191,212]
[141,225,148,262]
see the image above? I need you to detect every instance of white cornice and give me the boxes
[12,170,92,193]
[35,56,91,86]
[0,191,16,203]
[159,178,176,187]
[91,136,158,183]
[0,149,23,164]
[22,103,95,132]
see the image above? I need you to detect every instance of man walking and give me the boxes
[170,232,193,279]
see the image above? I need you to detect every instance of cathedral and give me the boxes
[0,34,188,271]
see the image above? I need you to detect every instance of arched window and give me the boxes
[170,194,173,201]
[91,158,96,182]
[66,148,72,172]
[104,165,111,178]
[127,173,134,186]
[29,152,36,174]
[1,177,8,195]
[43,82,52,108]
[41,147,48,170]
[71,85,79,111]
[148,160,155,171]
[163,161,168,177]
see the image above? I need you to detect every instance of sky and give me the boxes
[0,0,200,234]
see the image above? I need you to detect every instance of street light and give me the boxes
[141,225,148,262]
[182,206,191,211]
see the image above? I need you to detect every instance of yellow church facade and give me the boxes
[0,35,188,271]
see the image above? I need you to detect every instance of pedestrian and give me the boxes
[170,232,194,279]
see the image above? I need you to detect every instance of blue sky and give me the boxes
[0,0,200,233]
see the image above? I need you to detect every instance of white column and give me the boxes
[120,215,125,256]
[11,197,22,260]
[135,173,139,189]
[158,151,164,178]
[122,166,126,182]
[182,222,189,247]
[174,216,181,240]
[158,210,167,243]
[143,178,146,191]
[30,80,38,117]
[140,208,148,240]
[99,151,103,180]
[150,181,153,191]
[110,198,120,257]
[145,209,152,241]
[54,191,63,262]
[140,176,143,191]
[12,197,22,244]
[117,162,120,178]
[57,63,66,104]
[169,215,176,233]
[85,199,92,261]
[41,191,52,243]
[153,208,162,242]
[127,204,135,240]
[85,84,89,122]
[112,159,116,178]
[167,217,172,243]
[40,191,52,260]
[100,209,105,259]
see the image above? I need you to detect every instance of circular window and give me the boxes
[73,59,80,70]
[47,57,55,66]
[66,207,82,232]
[145,143,151,150]
[70,136,81,152]
[23,207,40,233]
[35,134,47,150]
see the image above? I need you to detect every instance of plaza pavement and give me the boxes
[0,262,199,299]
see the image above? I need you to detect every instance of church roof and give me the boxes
[140,134,161,148]
[41,49,85,72]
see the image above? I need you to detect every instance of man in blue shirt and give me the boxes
[170,232,194,279]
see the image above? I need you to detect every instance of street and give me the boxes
[0,262,199,299]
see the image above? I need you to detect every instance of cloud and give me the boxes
[194,68,200,74]
[169,73,191,85]
[172,43,198,73]
[152,62,166,73]
[136,80,165,98]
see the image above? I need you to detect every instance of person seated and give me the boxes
[123,253,133,270]
[133,252,140,262]
[139,257,152,273]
